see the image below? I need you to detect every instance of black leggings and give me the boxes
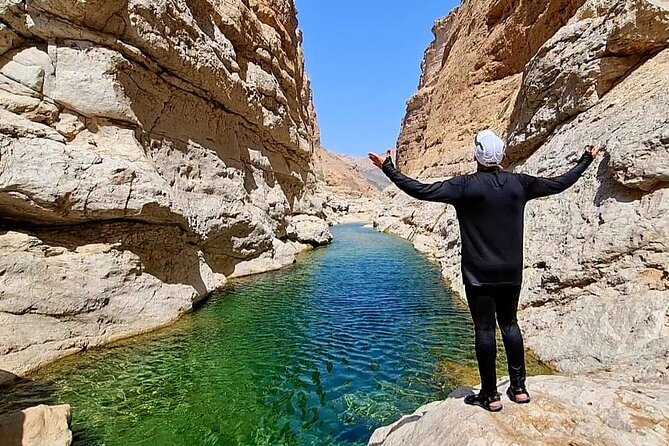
[465,284,526,396]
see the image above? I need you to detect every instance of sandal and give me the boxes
[506,385,531,404]
[464,392,503,412]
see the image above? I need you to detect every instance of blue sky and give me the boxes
[296,0,459,157]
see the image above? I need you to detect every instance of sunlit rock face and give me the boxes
[376,0,669,383]
[369,376,669,446]
[0,0,329,379]
[312,146,392,199]
[395,0,587,178]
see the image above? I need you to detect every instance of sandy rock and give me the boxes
[0,404,72,446]
[507,0,669,162]
[53,111,85,140]
[47,44,139,124]
[0,59,44,93]
[395,0,586,178]
[230,238,310,278]
[0,73,59,124]
[0,230,198,376]
[0,119,176,224]
[286,214,333,246]
[322,195,383,225]
[369,376,669,446]
[312,146,389,198]
[0,23,22,55]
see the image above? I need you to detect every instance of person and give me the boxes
[369,130,602,412]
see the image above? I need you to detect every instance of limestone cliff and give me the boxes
[378,0,669,384]
[396,0,588,178]
[372,1,669,442]
[0,0,331,381]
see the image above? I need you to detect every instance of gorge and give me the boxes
[1,224,500,445]
[0,0,668,445]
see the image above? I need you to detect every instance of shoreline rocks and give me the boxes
[0,404,72,446]
[369,375,669,446]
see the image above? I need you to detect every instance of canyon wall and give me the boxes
[377,0,669,383]
[396,0,588,177]
[0,0,331,381]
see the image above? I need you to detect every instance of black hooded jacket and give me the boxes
[382,153,594,286]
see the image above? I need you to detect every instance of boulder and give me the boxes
[0,404,72,446]
[286,214,333,246]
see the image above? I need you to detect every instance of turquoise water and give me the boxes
[1,224,481,445]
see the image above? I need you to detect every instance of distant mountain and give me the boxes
[336,154,392,192]
[313,147,391,197]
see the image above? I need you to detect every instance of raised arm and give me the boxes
[520,147,601,200]
[368,152,463,203]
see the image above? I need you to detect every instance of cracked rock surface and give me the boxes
[369,376,669,446]
[0,0,330,380]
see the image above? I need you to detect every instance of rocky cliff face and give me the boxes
[372,2,669,442]
[377,0,669,384]
[0,0,331,380]
[396,0,588,177]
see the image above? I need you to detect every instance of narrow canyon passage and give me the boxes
[0,225,548,446]
[0,0,667,443]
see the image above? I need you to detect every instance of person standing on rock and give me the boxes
[369,130,601,412]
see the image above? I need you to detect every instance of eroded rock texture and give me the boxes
[376,0,669,384]
[0,0,330,379]
[369,376,669,446]
[396,0,588,177]
[313,146,390,198]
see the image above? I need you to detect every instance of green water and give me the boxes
[0,224,540,445]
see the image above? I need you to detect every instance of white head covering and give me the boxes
[474,130,506,167]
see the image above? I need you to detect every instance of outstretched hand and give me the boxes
[368,150,392,170]
[585,145,604,158]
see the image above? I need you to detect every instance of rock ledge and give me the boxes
[369,375,669,446]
